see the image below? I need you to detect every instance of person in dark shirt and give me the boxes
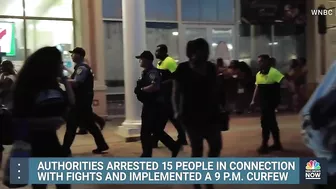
[172,39,221,189]
[153,44,187,147]
[251,54,284,154]
[11,46,74,189]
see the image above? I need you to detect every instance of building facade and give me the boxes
[2,0,336,124]
[0,0,107,116]
[103,0,307,95]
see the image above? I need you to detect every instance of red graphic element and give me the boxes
[0,29,7,40]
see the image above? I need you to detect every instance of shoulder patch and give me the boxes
[149,72,156,80]
[76,68,83,75]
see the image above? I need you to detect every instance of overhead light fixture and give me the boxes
[227,44,233,50]
[268,42,278,45]
[212,43,218,47]
[172,32,178,36]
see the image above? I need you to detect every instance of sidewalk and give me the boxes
[1,115,314,189]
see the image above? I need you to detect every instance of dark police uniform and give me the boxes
[63,63,108,154]
[135,65,179,157]
[255,67,284,150]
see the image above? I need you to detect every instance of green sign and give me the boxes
[0,22,16,56]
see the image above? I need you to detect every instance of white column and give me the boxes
[116,0,146,141]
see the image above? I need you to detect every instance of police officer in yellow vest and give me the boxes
[250,54,284,154]
[154,44,187,147]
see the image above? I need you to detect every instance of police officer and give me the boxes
[134,51,180,157]
[63,47,109,155]
[66,63,106,135]
[153,44,187,147]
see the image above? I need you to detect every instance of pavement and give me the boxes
[1,114,316,189]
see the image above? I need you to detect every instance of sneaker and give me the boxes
[92,145,109,154]
[257,145,269,154]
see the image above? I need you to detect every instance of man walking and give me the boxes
[154,44,187,147]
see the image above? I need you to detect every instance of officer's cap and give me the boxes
[136,51,154,61]
[69,47,86,57]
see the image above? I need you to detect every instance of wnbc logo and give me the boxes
[305,160,321,180]
[311,9,333,16]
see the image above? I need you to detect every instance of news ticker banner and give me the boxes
[9,158,328,185]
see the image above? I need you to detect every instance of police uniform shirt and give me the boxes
[255,67,284,106]
[74,63,90,83]
[143,68,161,89]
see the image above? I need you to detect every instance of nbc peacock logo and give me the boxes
[305,160,321,180]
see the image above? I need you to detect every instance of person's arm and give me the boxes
[171,80,182,117]
[141,71,160,92]
[63,66,74,75]
[251,86,258,104]
[60,77,75,106]
[251,75,259,104]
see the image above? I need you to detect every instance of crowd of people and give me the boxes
[0,38,330,189]
[215,56,308,114]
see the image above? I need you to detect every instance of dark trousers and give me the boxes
[63,97,107,151]
[141,104,178,157]
[184,120,222,189]
[31,131,70,189]
[78,112,104,131]
[184,122,222,157]
[260,103,280,146]
[153,101,187,145]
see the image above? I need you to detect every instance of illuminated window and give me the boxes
[0,0,24,16]
[24,0,73,18]
[26,20,73,65]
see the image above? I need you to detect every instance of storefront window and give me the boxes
[104,21,123,82]
[273,24,305,72]
[0,18,25,70]
[145,0,177,21]
[26,20,73,59]
[24,0,73,18]
[103,21,180,93]
[0,0,24,16]
[181,0,234,23]
[102,0,122,19]
[239,24,272,68]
